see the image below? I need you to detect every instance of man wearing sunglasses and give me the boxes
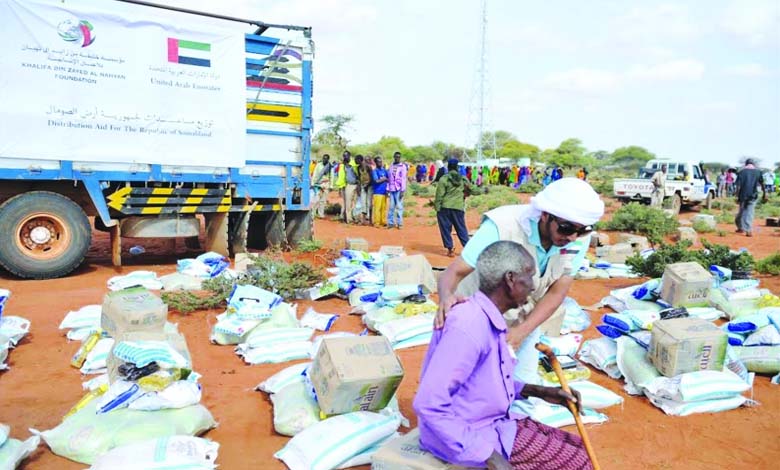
[434,177,604,384]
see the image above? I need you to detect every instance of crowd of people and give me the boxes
[309,151,590,229]
[716,167,777,198]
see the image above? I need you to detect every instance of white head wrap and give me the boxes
[529,177,605,226]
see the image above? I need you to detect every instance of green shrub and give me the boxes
[406,209,418,217]
[692,220,715,233]
[163,254,324,313]
[712,200,737,211]
[600,203,679,245]
[756,252,780,275]
[466,186,518,213]
[405,199,418,207]
[591,177,614,195]
[516,182,543,194]
[409,182,435,198]
[716,212,733,224]
[716,229,727,237]
[295,238,323,253]
[756,199,780,218]
[626,240,755,278]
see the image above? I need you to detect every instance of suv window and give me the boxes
[693,165,702,179]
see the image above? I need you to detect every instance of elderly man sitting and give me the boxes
[414,241,592,470]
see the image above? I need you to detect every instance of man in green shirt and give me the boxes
[434,158,477,257]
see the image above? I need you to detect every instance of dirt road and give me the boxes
[1,193,778,469]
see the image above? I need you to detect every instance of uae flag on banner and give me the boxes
[167,38,211,67]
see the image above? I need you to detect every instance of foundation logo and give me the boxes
[57,18,96,47]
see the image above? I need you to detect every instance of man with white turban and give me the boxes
[435,178,605,383]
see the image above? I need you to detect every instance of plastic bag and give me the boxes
[89,436,218,470]
[616,336,660,395]
[243,327,314,349]
[376,313,434,344]
[107,271,162,291]
[560,297,591,334]
[256,362,312,394]
[578,338,621,379]
[129,381,202,411]
[37,400,216,465]
[251,303,299,331]
[271,381,321,436]
[602,313,638,333]
[0,433,39,470]
[392,331,433,350]
[113,340,189,369]
[647,394,747,416]
[238,341,312,365]
[274,411,401,470]
[0,316,30,346]
[335,432,400,469]
[59,305,102,330]
[228,285,282,313]
[80,338,115,375]
[539,334,582,357]
[732,345,780,373]
[300,308,338,332]
[644,370,750,402]
[95,381,143,414]
[509,398,608,428]
[743,325,780,346]
[566,380,623,409]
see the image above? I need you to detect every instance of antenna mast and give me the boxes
[465,0,496,162]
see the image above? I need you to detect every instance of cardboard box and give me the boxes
[660,262,713,308]
[371,429,475,470]
[384,254,437,294]
[101,287,167,338]
[595,243,634,263]
[648,317,727,377]
[309,336,404,415]
[107,326,191,382]
[345,237,370,252]
[379,245,407,257]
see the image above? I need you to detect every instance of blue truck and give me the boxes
[0,0,314,279]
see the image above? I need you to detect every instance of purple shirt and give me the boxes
[413,291,525,467]
[387,163,407,192]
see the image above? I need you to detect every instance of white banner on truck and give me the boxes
[0,0,246,167]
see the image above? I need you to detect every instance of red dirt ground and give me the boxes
[1,191,778,469]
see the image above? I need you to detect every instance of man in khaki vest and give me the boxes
[435,178,604,384]
[650,164,667,208]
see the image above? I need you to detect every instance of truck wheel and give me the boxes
[0,191,91,279]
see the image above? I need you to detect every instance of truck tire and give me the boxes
[285,210,313,247]
[0,191,91,279]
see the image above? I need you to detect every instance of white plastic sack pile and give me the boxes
[275,411,401,470]
[0,316,30,347]
[0,423,39,470]
[643,369,751,416]
[59,305,102,341]
[539,334,582,357]
[236,325,313,365]
[270,381,322,436]
[36,400,216,465]
[579,337,621,379]
[376,313,435,350]
[210,302,298,346]
[255,362,311,394]
[107,270,163,291]
[89,435,219,470]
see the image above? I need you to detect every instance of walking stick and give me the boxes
[536,343,601,470]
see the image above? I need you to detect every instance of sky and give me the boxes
[158,0,780,165]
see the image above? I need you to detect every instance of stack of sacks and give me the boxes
[615,336,752,416]
[38,288,217,465]
[107,270,163,291]
[0,289,31,372]
[726,309,780,375]
[177,251,231,279]
[0,423,39,469]
[210,284,286,345]
[255,362,321,436]
[59,305,102,341]
[60,305,114,376]
[709,278,773,320]
[359,285,438,350]
[230,304,339,365]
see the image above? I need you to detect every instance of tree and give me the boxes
[409,145,444,164]
[588,150,611,162]
[542,138,592,168]
[610,146,655,169]
[497,140,540,160]
[314,114,354,152]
